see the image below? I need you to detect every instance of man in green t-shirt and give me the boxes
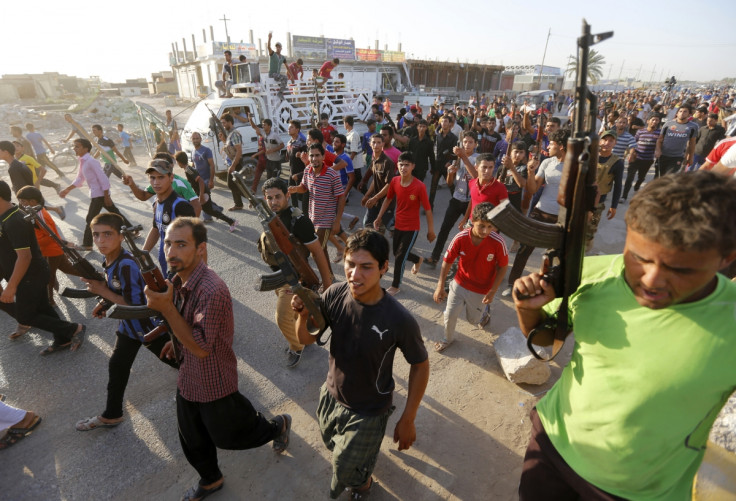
[513,170,736,501]
[267,32,289,96]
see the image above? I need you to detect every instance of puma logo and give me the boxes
[371,325,389,340]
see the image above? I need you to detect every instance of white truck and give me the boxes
[173,77,373,178]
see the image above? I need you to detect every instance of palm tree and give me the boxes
[565,49,606,84]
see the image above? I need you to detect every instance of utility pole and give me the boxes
[614,60,625,92]
[220,14,231,43]
[536,28,551,90]
[649,65,656,84]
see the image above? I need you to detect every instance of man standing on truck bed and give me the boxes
[267,32,289,97]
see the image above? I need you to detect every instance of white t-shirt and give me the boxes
[345,129,365,171]
[264,130,283,162]
[535,157,564,215]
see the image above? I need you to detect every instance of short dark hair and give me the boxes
[679,104,693,114]
[90,213,125,233]
[16,186,44,206]
[511,141,528,152]
[263,118,273,127]
[168,217,207,246]
[92,124,103,132]
[221,113,234,125]
[335,133,346,145]
[477,153,495,165]
[343,116,354,127]
[0,140,15,156]
[333,58,340,64]
[472,202,495,222]
[224,50,232,56]
[461,130,478,143]
[345,229,389,270]
[308,129,324,143]
[262,177,288,195]
[74,138,92,152]
[0,180,12,201]
[398,151,414,163]
[175,151,188,165]
[549,117,561,126]
[289,119,302,130]
[320,113,329,120]
[549,130,569,148]
[370,133,383,142]
[309,142,325,155]
[626,170,736,256]
[296,58,303,65]
[381,125,394,136]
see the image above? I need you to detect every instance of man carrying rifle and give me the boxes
[515,171,736,500]
[259,177,332,367]
[0,181,85,355]
[75,213,178,432]
[145,217,292,501]
[501,130,567,297]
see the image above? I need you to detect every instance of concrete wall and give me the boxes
[0,83,19,102]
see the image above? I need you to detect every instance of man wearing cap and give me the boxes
[655,104,699,175]
[692,113,725,170]
[692,105,708,128]
[586,130,624,251]
[142,159,196,274]
[267,32,289,96]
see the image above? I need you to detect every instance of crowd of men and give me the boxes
[1,77,736,500]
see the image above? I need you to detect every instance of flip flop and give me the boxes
[40,342,71,356]
[76,416,124,432]
[70,325,86,352]
[181,481,224,501]
[272,414,292,454]
[386,287,400,296]
[434,339,453,353]
[9,324,31,340]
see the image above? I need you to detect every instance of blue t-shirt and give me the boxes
[26,132,46,154]
[119,131,131,148]
[192,145,214,182]
[152,192,195,274]
[336,152,354,187]
[362,132,374,159]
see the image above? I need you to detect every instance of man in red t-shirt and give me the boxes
[458,153,508,229]
[318,58,340,79]
[374,151,436,295]
[433,202,508,352]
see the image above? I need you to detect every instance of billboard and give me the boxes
[382,51,405,63]
[292,35,327,60]
[212,42,258,60]
[356,49,382,61]
[326,38,355,60]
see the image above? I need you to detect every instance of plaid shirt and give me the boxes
[173,260,238,402]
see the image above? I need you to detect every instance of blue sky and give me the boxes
[5,0,735,83]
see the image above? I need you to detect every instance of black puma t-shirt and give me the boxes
[322,282,427,415]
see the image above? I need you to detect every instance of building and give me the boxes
[502,65,564,92]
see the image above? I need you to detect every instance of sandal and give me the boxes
[9,324,31,340]
[434,339,453,353]
[76,415,124,432]
[386,287,400,296]
[0,415,42,451]
[272,414,292,454]
[181,480,224,501]
[70,325,86,352]
[40,342,71,356]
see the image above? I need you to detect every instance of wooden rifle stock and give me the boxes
[18,205,113,316]
[119,226,175,356]
[497,127,517,183]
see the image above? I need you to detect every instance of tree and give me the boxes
[565,49,606,84]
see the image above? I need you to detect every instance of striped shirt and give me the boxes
[73,153,110,198]
[301,163,344,229]
[612,131,636,158]
[174,260,239,402]
[634,129,661,161]
[104,250,156,342]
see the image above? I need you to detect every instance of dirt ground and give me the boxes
[0,95,732,500]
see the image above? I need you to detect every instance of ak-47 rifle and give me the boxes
[230,171,329,342]
[18,205,154,319]
[106,225,175,350]
[487,20,612,361]
[497,125,517,183]
[205,104,227,147]
[65,114,125,178]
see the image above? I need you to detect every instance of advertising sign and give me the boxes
[326,38,355,60]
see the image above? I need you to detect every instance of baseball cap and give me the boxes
[600,130,617,140]
[146,159,173,175]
